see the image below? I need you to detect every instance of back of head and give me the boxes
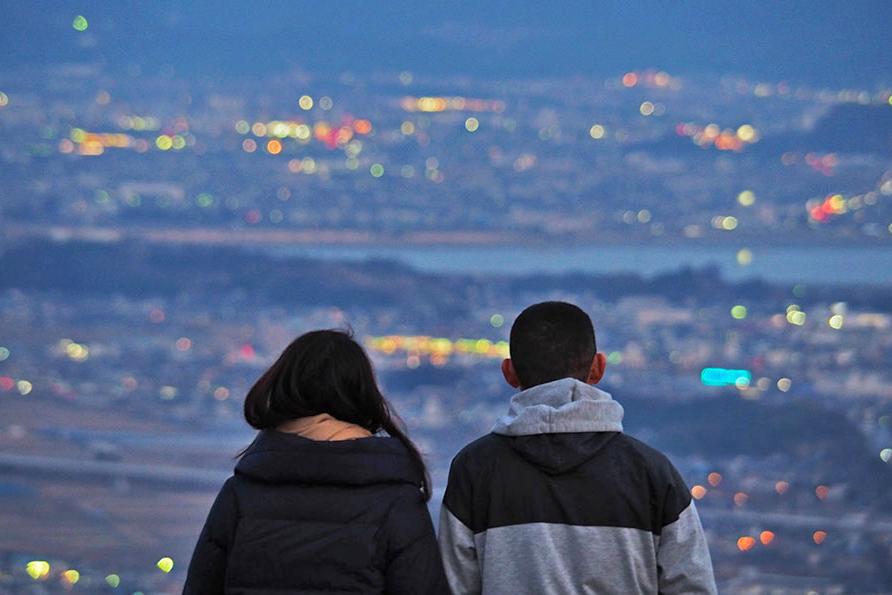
[242,328,432,499]
[509,301,597,388]
[244,329,383,430]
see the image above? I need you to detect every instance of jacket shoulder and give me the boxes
[443,434,511,527]
[454,432,511,458]
[451,433,511,474]
[617,435,677,474]
[617,434,692,525]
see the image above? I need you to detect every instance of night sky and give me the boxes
[3,1,891,85]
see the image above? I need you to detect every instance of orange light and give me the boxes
[416,97,448,112]
[759,530,775,545]
[707,472,722,487]
[813,530,827,544]
[335,127,354,144]
[775,480,790,495]
[266,139,282,155]
[313,122,331,141]
[733,492,748,506]
[353,119,373,135]
[736,536,756,551]
[815,485,830,500]
[430,353,448,367]
[690,485,707,500]
[622,72,638,87]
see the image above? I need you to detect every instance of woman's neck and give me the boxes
[278,413,372,441]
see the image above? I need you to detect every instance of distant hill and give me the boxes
[634,104,892,158]
[622,395,892,504]
[791,104,892,154]
[3,240,892,312]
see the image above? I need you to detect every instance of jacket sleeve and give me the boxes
[382,487,451,595]
[656,468,717,595]
[183,477,239,595]
[438,454,481,595]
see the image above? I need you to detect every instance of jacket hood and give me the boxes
[235,430,421,487]
[506,432,621,475]
[491,378,625,475]
[492,378,624,436]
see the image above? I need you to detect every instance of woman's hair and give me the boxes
[242,329,432,500]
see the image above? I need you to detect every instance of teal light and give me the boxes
[700,367,752,387]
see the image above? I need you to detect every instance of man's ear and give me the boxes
[501,358,522,388]
[586,352,607,384]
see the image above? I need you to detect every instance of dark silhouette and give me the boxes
[439,302,717,594]
[184,330,448,594]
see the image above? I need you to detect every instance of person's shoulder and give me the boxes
[448,433,511,477]
[614,433,683,482]
[383,482,429,512]
[218,474,239,492]
[453,433,509,463]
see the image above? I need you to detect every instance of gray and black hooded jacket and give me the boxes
[438,378,716,595]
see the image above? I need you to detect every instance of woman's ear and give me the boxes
[501,358,522,388]
[586,352,607,384]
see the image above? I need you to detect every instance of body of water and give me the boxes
[271,244,892,285]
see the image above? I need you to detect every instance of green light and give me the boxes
[105,574,120,588]
[72,15,88,32]
[370,163,384,177]
[490,314,504,327]
[730,305,748,319]
[607,351,623,365]
[156,557,174,573]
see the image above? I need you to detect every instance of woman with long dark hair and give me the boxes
[184,329,449,594]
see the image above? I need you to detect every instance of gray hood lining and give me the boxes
[491,378,624,436]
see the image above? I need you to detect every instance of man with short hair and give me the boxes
[439,301,717,594]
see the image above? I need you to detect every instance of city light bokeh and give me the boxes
[2,2,892,593]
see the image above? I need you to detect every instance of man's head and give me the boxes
[502,301,606,390]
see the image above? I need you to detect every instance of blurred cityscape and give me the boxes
[3,58,892,248]
[2,4,892,594]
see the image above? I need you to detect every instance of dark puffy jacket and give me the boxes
[184,430,449,595]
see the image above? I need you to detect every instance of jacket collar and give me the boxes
[235,430,421,487]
